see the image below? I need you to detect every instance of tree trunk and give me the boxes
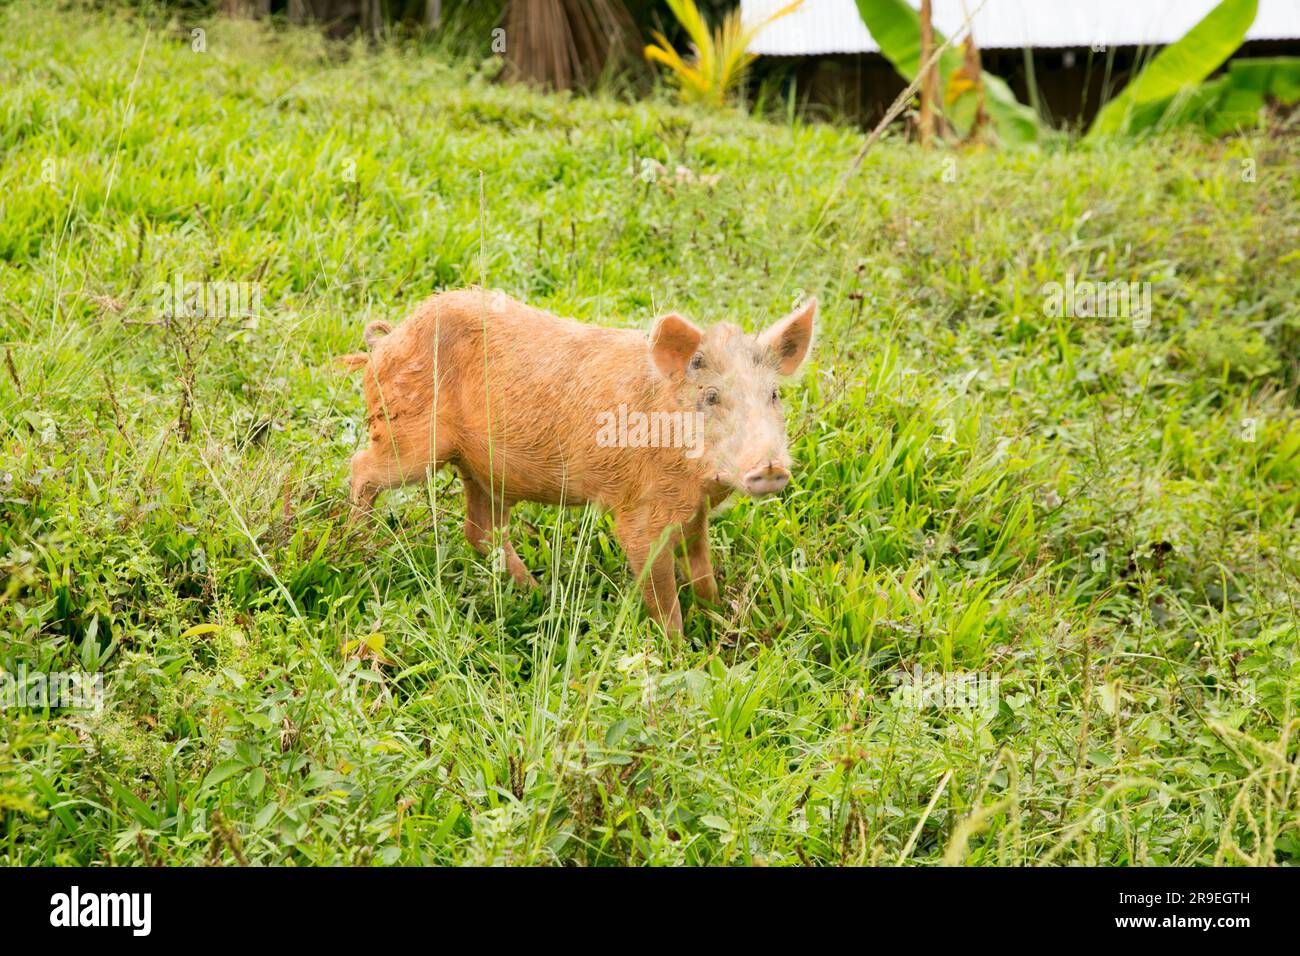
[504,0,639,91]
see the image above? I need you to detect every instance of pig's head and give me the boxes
[649,298,816,498]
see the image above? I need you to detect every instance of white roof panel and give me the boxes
[743,0,1300,55]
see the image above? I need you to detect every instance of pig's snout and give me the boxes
[741,460,790,497]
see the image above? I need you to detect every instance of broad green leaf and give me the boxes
[200,759,246,791]
[853,0,1041,144]
[253,802,278,830]
[604,717,631,748]
[1206,56,1300,133]
[247,766,267,798]
[1089,0,1258,137]
[180,622,221,638]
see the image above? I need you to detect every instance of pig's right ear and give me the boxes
[648,312,703,379]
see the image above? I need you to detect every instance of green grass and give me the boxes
[2,2,1298,866]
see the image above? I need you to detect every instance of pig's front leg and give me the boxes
[684,504,719,605]
[461,469,537,588]
[614,508,683,635]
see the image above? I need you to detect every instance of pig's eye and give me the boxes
[704,387,720,406]
[770,388,780,404]
[689,353,705,371]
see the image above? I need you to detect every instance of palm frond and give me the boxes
[647,0,803,107]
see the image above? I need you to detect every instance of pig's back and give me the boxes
[405,289,659,505]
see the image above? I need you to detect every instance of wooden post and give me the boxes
[918,0,936,147]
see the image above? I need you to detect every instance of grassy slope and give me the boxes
[1,3,1298,866]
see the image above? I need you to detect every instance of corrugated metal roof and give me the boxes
[743,0,1300,56]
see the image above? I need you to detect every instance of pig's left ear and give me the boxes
[649,312,704,378]
[760,297,816,375]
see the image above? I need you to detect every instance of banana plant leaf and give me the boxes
[1088,0,1258,138]
[1153,56,1300,134]
[853,0,1041,145]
